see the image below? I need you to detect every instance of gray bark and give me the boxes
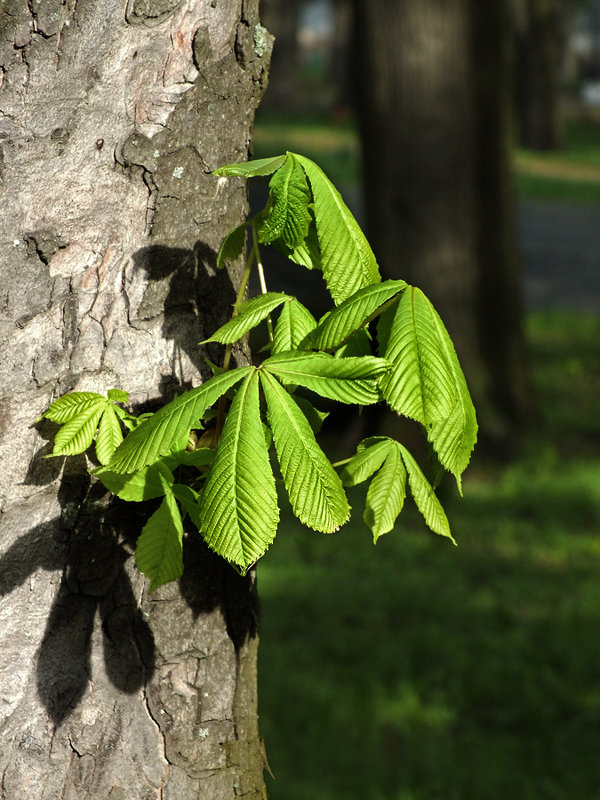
[0,1,271,797]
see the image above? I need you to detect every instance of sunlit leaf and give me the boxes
[261,372,349,532]
[135,488,184,592]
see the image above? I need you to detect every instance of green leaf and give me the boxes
[261,372,349,533]
[379,286,457,425]
[94,461,175,502]
[107,367,254,474]
[340,437,392,486]
[95,405,124,465]
[258,154,312,249]
[201,292,290,345]
[399,445,454,542]
[335,328,373,358]
[302,280,407,352]
[217,221,247,269]
[294,153,381,304]
[135,489,184,592]
[424,316,478,492]
[274,214,322,271]
[170,448,214,468]
[199,372,279,569]
[291,396,329,434]
[38,392,106,424]
[171,483,202,529]
[272,298,317,355]
[52,401,106,457]
[213,154,287,178]
[364,443,407,542]
[262,351,390,405]
[107,389,129,403]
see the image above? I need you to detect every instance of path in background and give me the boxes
[519,199,600,311]
[251,185,600,314]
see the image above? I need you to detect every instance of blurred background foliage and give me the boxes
[252,1,600,798]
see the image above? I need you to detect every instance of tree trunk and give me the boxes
[352,0,531,448]
[513,0,565,151]
[0,1,271,797]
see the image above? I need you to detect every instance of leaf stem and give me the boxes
[216,242,257,438]
[251,222,274,342]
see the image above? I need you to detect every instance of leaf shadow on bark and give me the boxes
[131,240,242,391]
[4,242,260,725]
[0,472,156,727]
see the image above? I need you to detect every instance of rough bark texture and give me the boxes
[353,0,531,448]
[0,1,271,797]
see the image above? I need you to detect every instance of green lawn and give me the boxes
[257,311,600,800]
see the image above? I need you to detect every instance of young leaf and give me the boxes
[135,488,184,592]
[262,351,390,405]
[199,372,279,570]
[213,154,287,178]
[38,392,106,425]
[294,153,381,304]
[340,437,392,487]
[273,214,322,271]
[364,443,407,542]
[272,298,317,355]
[217,221,247,269]
[258,154,312,249]
[107,388,129,403]
[302,280,407,352]
[52,401,106,457]
[107,367,254,474]
[201,292,290,345]
[424,312,478,491]
[379,286,457,425]
[95,404,124,465]
[261,372,350,533]
[399,445,454,542]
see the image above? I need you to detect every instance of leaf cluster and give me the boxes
[37,152,477,590]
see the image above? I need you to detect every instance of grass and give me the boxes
[253,110,600,204]
[257,310,600,800]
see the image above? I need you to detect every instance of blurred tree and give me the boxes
[352,0,531,450]
[261,0,301,108]
[513,0,577,150]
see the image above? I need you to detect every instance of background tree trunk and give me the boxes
[0,1,271,797]
[513,0,566,150]
[352,0,531,449]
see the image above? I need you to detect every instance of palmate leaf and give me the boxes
[302,280,407,352]
[341,436,453,542]
[272,298,317,355]
[273,212,322,271]
[201,292,291,345]
[364,443,407,542]
[262,351,390,405]
[38,391,106,425]
[261,372,349,533]
[213,154,287,178]
[199,371,279,570]
[258,154,312,249]
[52,402,106,457]
[135,486,184,592]
[294,153,381,304]
[107,367,253,474]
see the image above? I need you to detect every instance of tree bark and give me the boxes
[352,0,531,448]
[0,1,271,797]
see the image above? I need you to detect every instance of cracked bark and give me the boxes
[0,1,272,797]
